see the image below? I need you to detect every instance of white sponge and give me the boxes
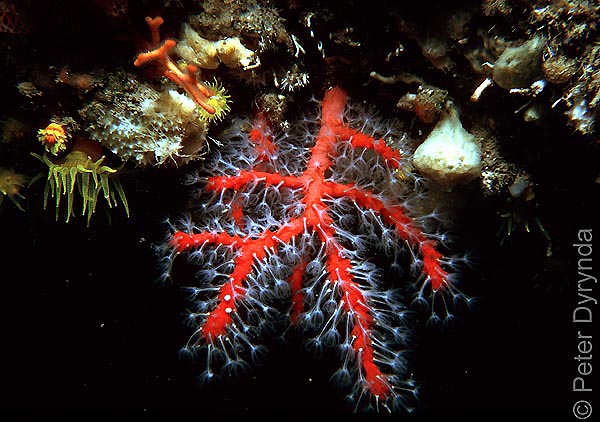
[412,106,481,190]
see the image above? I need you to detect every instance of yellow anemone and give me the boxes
[0,167,28,211]
[197,79,231,122]
[31,151,129,224]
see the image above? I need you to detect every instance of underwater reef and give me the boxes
[0,0,598,417]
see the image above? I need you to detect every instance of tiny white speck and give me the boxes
[225,307,232,313]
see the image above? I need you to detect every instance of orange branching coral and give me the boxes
[134,16,229,120]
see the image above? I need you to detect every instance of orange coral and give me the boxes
[134,16,217,116]
[0,1,33,34]
[37,123,68,156]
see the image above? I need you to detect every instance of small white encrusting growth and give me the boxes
[565,96,595,135]
[175,24,260,70]
[412,105,482,190]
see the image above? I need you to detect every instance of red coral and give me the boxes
[164,87,462,411]
[0,1,33,34]
[134,16,217,115]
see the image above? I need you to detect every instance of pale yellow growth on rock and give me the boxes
[493,35,544,90]
[175,24,258,70]
[412,106,482,190]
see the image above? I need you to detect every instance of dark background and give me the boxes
[2,159,596,419]
[1,0,598,418]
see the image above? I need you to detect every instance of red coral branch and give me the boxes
[134,16,216,115]
[249,111,277,164]
[167,87,456,411]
